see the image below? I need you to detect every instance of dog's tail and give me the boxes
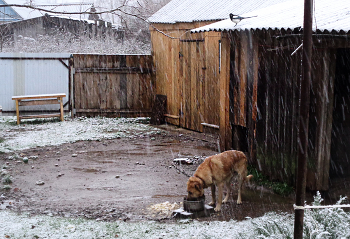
[246,174,253,182]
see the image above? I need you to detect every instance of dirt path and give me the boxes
[1,125,295,222]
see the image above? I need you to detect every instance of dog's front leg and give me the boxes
[209,184,216,206]
[214,182,224,212]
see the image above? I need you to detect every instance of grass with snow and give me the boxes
[1,193,350,238]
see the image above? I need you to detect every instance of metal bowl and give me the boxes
[183,196,205,212]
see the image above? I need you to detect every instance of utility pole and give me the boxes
[294,0,313,238]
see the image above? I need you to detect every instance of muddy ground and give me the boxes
[0,124,306,222]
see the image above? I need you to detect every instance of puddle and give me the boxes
[244,187,294,204]
[73,168,100,173]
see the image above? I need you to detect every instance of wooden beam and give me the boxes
[74,67,153,74]
[20,113,61,119]
[76,109,152,113]
[12,93,66,100]
[201,122,219,129]
[19,99,60,106]
[164,114,180,119]
[219,34,231,151]
[0,57,70,60]
[59,97,64,121]
[59,59,69,69]
[15,100,20,125]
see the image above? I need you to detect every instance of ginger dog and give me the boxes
[186,150,253,212]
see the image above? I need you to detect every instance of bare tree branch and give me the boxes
[1,1,178,40]
[0,4,126,15]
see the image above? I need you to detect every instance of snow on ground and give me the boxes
[1,199,350,239]
[1,116,350,238]
[0,210,283,239]
[0,116,161,153]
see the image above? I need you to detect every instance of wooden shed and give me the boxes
[148,0,291,138]
[151,0,350,190]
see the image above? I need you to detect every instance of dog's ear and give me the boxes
[195,182,202,191]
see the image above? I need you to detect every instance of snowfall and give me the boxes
[1,116,350,238]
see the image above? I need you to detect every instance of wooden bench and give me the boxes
[12,93,66,125]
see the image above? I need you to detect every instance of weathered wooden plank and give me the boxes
[233,34,241,126]
[119,56,127,109]
[321,48,336,190]
[219,34,231,150]
[15,99,20,125]
[178,41,184,127]
[256,29,267,172]
[239,31,248,127]
[76,109,151,113]
[203,33,220,128]
[20,113,61,119]
[19,99,59,106]
[190,42,196,130]
[99,73,108,109]
[12,93,66,100]
[75,67,153,74]
[74,73,82,109]
[184,41,191,129]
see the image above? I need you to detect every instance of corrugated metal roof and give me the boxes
[191,0,350,33]
[148,0,291,24]
[0,0,23,22]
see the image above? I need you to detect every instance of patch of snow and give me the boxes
[0,210,260,238]
[2,198,350,239]
[0,116,161,153]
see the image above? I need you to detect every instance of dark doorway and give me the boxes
[330,49,350,177]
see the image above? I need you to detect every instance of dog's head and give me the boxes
[186,176,204,199]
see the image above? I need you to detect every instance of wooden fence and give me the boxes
[254,30,338,190]
[72,54,155,117]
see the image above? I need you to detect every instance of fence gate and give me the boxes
[72,54,154,117]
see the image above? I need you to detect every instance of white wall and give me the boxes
[0,53,70,111]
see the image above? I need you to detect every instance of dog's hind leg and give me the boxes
[209,184,216,206]
[237,174,243,204]
[215,182,225,211]
[222,180,232,204]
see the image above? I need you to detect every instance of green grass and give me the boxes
[2,185,12,191]
[0,137,6,154]
[2,117,61,126]
[248,165,294,196]
[2,175,13,185]
[20,118,61,125]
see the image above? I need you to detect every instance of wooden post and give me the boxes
[219,34,232,151]
[69,55,75,119]
[15,99,20,125]
[294,0,313,238]
[59,97,64,121]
